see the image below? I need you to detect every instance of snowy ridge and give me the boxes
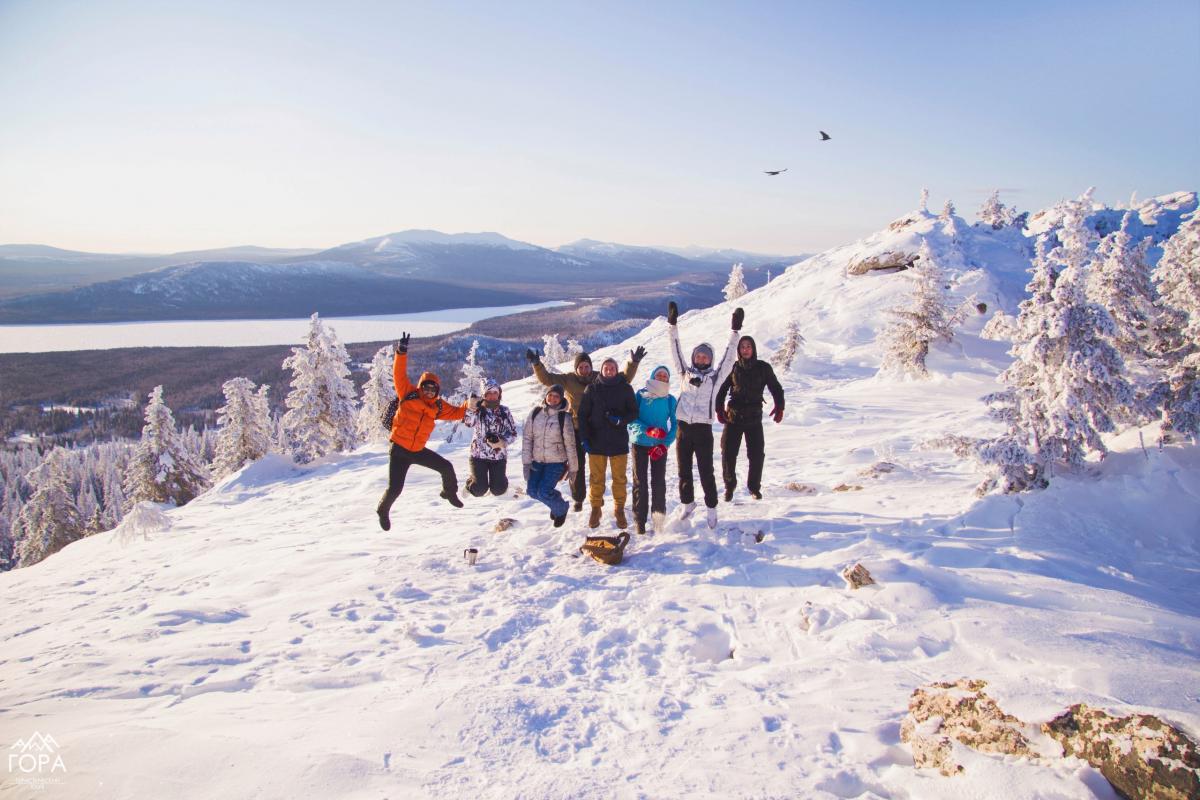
[1,201,1197,799]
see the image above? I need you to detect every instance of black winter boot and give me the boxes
[440,490,464,508]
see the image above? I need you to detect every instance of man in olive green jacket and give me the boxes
[525,347,644,511]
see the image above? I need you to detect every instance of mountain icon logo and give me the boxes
[9,733,59,754]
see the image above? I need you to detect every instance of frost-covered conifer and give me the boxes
[357,346,396,444]
[772,322,806,372]
[1149,214,1200,441]
[939,200,955,221]
[877,241,966,378]
[444,340,485,443]
[987,226,1136,479]
[449,340,485,404]
[981,311,1019,341]
[13,448,85,567]
[919,188,930,214]
[213,377,274,478]
[541,334,568,366]
[978,190,1008,230]
[123,386,211,506]
[723,263,748,302]
[565,338,584,361]
[1087,212,1154,359]
[281,314,360,463]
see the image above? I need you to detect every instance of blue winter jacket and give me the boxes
[628,365,678,448]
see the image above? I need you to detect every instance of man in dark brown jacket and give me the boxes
[526,347,644,511]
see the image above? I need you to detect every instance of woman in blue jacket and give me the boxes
[628,365,678,536]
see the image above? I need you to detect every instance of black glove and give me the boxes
[732,308,744,331]
[667,301,678,326]
[631,345,646,363]
[525,348,539,364]
[395,333,411,354]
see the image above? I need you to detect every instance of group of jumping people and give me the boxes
[376,302,785,537]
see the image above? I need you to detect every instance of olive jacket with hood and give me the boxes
[391,352,469,452]
[464,381,518,461]
[668,324,739,424]
[522,394,579,475]
[532,354,640,428]
[715,336,785,425]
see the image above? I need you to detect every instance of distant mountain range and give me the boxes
[0,231,805,324]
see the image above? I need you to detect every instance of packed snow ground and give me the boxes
[2,208,1198,799]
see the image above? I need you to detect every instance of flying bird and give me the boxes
[764,168,788,176]
[819,131,832,141]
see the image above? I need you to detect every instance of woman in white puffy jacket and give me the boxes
[521,384,579,527]
[666,302,743,529]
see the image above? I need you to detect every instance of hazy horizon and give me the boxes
[2,0,1197,255]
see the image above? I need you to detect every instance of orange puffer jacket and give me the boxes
[390,353,468,452]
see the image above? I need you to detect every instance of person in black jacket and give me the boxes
[578,357,639,530]
[715,335,785,501]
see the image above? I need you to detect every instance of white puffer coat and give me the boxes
[668,324,739,424]
[521,401,579,474]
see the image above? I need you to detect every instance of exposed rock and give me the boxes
[900,679,1035,776]
[858,461,898,479]
[832,483,863,492]
[846,250,919,276]
[1044,704,1200,800]
[888,215,921,231]
[494,518,518,533]
[785,481,819,495]
[975,302,988,314]
[841,563,876,589]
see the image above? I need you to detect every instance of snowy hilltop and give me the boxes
[1,191,1198,799]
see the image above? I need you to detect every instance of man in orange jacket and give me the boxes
[377,332,472,531]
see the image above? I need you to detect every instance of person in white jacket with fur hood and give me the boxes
[667,301,743,528]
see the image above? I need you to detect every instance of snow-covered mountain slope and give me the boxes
[2,205,1198,800]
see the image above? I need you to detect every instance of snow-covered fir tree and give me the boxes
[565,338,584,361]
[447,340,485,404]
[771,321,806,372]
[986,226,1136,482]
[123,386,211,506]
[723,262,748,302]
[1149,213,1200,442]
[1087,212,1155,360]
[877,240,967,378]
[981,311,1019,341]
[12,447,85,567]
[919,188,930,214]
[541,334,568,366]
[281,314,360,464]
[978,190,1008,230]
[212,377,274,478]
[357,346,396,444]
[938,200,955,221]
[444,339,485,443]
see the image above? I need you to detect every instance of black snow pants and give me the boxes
[631,444,667,525]
[466,457,509,497]
[570,426,586,505]
[676,420,718,508]
[377,443,459,516]
[721,420,765,495]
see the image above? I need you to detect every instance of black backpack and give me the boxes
[530,405,568,436]
[381,391,443,431]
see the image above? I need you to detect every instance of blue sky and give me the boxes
[1,0,1197,254]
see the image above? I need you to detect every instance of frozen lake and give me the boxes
[0,301,569,353]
